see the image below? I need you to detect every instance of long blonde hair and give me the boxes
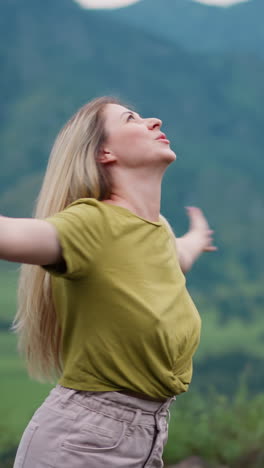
[11,97,177,383]
[11,96,122,383]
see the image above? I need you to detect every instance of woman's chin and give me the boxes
[164,149,177,163]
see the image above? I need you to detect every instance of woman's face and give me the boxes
[100,104,176,169]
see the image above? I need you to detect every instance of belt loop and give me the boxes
[60,388,77,408]
[166,396,176,425]
[130,409,142,427]
[154,412,162,432]
[166,408,171,425]
[155,396,176,430]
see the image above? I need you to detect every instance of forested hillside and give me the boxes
[101,0,264,56]
[1,0,264,393]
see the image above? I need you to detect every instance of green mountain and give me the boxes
[99,0,264,56]
[1,0,264,392]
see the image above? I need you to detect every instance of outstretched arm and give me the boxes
[0,215,62,266]
[176,207,217,274]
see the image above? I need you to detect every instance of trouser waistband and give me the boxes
[56,384,176,423]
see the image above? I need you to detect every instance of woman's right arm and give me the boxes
[0,215,62,266]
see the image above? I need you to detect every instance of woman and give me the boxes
[1,96,216,467]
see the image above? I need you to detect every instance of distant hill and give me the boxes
[1,0,264,277]
[98,0,264,56]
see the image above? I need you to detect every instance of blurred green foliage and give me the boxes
[164,380,264,467]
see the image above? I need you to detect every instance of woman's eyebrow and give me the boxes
[121,111,139,119]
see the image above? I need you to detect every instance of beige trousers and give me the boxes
[13,384,176,468]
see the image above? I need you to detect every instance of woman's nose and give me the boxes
[146,117,162,130]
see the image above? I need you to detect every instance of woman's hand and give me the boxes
[175,207,217,274]
[185,206,217,253]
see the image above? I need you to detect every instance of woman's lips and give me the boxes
[157,137,170,144]
[156,133,170,144]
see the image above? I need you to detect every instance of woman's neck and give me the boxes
[102,191,161,223]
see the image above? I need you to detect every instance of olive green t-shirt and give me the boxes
[43,198,201,399]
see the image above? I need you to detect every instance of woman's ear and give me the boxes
[97,149,117,165]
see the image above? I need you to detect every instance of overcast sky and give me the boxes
[74,0,250,9]
[193,0,249,6]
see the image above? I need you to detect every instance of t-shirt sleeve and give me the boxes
[42,202,105,279]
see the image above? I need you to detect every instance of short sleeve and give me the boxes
[42,201,105,279]
[159,214,178,256]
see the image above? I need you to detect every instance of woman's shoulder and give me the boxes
[66,197,101,210]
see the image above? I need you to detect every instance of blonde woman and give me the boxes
[1,96,216,468]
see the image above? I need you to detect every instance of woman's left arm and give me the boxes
[175,207,217,274]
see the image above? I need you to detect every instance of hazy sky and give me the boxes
[75,0,140,8]
[74,0,250,9]
[193,0,249,5]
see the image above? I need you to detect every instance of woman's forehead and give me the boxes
[105,103,133,118]
[104,103,139,130]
